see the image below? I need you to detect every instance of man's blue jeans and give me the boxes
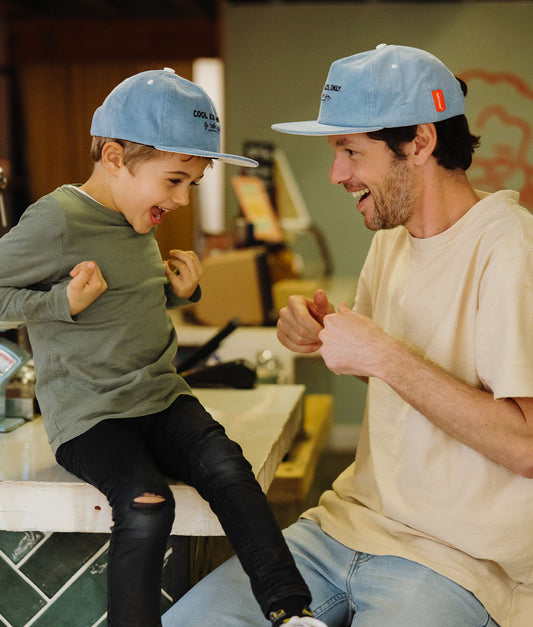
[162,517,500,627]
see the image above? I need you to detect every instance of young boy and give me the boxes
[0,68,326,627]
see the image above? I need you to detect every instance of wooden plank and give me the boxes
[268,394,333,505]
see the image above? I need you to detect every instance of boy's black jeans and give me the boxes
[55,394,311,627]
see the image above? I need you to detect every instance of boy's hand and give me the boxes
[165,249,202,299]
[67,261,108,316]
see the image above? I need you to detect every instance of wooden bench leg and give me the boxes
[268,394,333,505]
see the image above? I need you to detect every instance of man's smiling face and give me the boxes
[328,133,417,231]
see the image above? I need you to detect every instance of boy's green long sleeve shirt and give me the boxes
[0,185,198,452]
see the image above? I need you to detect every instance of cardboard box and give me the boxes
[193,247,274,326]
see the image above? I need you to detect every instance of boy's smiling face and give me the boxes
[109,150,209,234]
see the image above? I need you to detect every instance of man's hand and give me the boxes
[277,288,335,353]
[165,249,202,299]
[67,261,108,316]
[319,302,392,377]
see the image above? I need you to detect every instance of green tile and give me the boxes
[162,549,173,596]
[30,550,108,627]
[0,555,46,626]
[0,530,45,564]
[160,592,173,615]
[21,532,109,596]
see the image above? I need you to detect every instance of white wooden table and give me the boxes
[0,384,305,597]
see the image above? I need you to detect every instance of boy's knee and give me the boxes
[118,490,175,537]
[129,489,174,518]
[132,492,167,509]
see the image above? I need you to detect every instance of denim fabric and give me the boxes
[162,518,500,627]
[56,395,310,626]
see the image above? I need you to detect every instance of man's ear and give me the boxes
[411,123,437,165]
[100,141,125,175]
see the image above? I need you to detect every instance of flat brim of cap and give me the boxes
[154,144,258,167]
[271,120,384,136]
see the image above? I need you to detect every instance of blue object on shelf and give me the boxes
[0,337,31,432]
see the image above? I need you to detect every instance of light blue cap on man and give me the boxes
[91,67,258,167]
[272,44,465,136]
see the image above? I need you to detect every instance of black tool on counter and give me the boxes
[181,359,257,389]
[175,317,257,389]
[175,317,240,372]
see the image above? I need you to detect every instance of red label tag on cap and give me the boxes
[432,89,446,112]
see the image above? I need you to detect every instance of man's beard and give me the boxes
[368,157,416,231]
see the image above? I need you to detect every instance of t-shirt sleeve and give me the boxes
[475,246,533,399]
[0,205,73,323]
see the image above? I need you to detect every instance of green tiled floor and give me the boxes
[0,532,110,627]
[0,552,47,626]
[28,549,108,627]
[0,450,354,626]
[0,530,177,627]
[0,531,45,565]
[20,533,109,599]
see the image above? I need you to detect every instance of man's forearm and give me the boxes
[379,337,533,477]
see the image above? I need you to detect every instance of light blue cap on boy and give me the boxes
[272,44,465,136]
[91,67,258,167]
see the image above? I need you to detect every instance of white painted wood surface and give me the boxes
[0,385,304,536]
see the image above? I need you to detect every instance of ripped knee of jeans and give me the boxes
[131,492,167,511]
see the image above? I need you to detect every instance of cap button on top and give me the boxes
[376,43,387,50]
[163,67,176,73]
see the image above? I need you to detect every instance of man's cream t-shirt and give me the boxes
[305,190,533,627]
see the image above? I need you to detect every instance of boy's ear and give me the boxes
[100,141,125,175]
[411,123,437,165]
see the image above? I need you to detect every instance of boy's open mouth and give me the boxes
[150,206,168,225]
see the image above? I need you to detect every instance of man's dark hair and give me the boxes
[367,78,480,171]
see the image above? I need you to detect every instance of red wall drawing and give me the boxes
[460,69,533,209]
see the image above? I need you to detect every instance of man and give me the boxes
[163,44,533,627]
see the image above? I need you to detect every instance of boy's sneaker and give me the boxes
[269,607,328,627]
[283,617,328,627]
